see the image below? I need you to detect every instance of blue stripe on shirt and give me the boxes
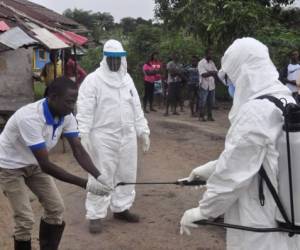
[29,142,46,151]
[63,132,79,138]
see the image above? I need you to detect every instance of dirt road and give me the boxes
[0,105,230,250]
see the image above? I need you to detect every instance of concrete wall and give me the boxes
[0,48,35,113]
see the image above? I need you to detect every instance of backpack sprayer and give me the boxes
[195,96,300,236]
[118,96,300,236]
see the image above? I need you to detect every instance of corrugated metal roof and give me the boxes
[1,0,80,28]
[0,26,37,49]
[32,27,69,50]
[54,31,88,46]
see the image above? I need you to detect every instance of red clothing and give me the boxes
[143,60,162,83]
[143,63,156,83]
[150,60,161,81]
[65,58,87,86]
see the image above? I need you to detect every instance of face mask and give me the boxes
[228,83,235,98]
[106,57,122,72]
[224,75,235,98]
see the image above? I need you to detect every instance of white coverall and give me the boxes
[182,38,300,249]
[76,40,150,220]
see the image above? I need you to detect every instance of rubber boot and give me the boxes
[14,238,31,250]
[39,219,65,250]
[113,209,140,223]
[89,219,102,234]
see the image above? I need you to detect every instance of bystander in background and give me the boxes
[198,48,218,121]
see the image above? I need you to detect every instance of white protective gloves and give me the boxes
[182,160,217,183]
[141,133,150,153]
[180,207,207,235]
[86,176,113,196]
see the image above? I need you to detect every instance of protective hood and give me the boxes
[221,37,291,122]
[97,39,129,88]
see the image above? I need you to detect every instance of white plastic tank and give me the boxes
[276,104,300,226]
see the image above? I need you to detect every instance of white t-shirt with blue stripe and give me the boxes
[0,98,78,169]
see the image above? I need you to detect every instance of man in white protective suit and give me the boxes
[76,39,150,234]
[179,37,300,249]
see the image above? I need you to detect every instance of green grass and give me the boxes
[34,81,45,100]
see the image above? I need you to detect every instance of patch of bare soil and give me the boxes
[0,104,230,250]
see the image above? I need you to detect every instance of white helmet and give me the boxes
[103,39,127,58]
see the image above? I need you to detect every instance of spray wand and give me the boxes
[116,179,206,187]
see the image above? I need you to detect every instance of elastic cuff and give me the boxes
[63,131,79,138]
[29,142,46,151]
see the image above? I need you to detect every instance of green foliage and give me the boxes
[155,0,269,53]
[64,1,300,100]
[33,81,45,100]
[63,8,115,44]
[79,47,102,73]
[257,24,300,69]
[126,24,161,94]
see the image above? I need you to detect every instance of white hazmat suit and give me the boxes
[180,38,300,249]
[76,40,150,220]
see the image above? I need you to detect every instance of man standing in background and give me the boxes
[164,53,184,116]
[281,49,300,98]
[198,48,218,121]
[185,56,200,117]
[40,50,63,96]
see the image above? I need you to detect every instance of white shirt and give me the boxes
[198,58,217,90]
[0,99,79,169]
[287,63,300,93]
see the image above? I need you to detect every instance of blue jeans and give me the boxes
[198,88,215,118]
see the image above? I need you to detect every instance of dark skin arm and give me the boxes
[32,147,88,189]
[66,136,100,179]
[201,71,217,78]
[283,77,296,85]
[168,66,179,77]
[144,68,159,76]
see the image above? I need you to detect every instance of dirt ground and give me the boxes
[0,103,231,250]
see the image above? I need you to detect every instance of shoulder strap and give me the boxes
[256,95,284,112]
[259,167,292,226]
[256,95,293,226]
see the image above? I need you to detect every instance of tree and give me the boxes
[63,8,95,28]
[120,17,137,34]
[93,12,115,31]
[63,9,116,44]
[155,0,271,52]
[79,47,102,73]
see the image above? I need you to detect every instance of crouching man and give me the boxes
[0,77,112,250]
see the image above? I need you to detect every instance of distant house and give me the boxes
[33,47,50,71]
[0,0,89,119]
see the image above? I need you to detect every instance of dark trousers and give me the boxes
[143,82,155,109]
[165,82,182,114]
[199,88,215,118]
[188,84,198,114]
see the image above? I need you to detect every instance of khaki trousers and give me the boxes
[0,165,64,241]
